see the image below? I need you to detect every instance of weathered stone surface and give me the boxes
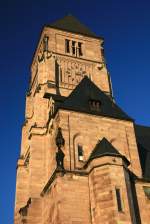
[14,16,150,224]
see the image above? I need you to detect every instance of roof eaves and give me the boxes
[84,153,130,168]
[58,105,134,122]
[45,25,104,40]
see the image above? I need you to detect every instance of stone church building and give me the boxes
[14,15,150,224]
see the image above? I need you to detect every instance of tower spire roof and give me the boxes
[47,15,101,39]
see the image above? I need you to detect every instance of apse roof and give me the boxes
[89,137,121,159]
[47,15,101,39]
[59,76,133,121]
[85,137,130,166]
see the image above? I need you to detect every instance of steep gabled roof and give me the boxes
[85,137,130,166]
[47,15,101,39]
[59,76,133,121]
[135,124,150,180]
[89,137,121,160]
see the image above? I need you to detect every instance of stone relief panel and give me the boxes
[30,33,110,95]
[37,35,50,62]
[56,56,93,89]
[30,34,108,94]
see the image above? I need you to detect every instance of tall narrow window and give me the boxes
[78,42,83,56]
[65,39,84,57]
[43,36,49,52]
[78,144,84,161]
[59,67,62,82]
[72,41,76,55]
[65,39,70,53]
[115,188,123,212]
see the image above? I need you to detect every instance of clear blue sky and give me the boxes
[0,0,150,223]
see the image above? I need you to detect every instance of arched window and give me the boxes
[78,144,84,161]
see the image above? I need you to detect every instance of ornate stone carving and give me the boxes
[56,148,65,170]
[49,97,55,116]
[55,128,65,169]
[56,57,93,89]
[38,35,51,62]
[55,127,65,149]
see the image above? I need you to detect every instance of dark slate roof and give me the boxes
[58,76,133,121]
[135,124,150,179]
[85,137,130,166]
[47,15,101,39]
[135,125,150,149]
[89,137,121,159]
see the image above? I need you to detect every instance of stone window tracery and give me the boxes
[72,41,76,55]
[65,39,83,57]
[65,39,70,53]
[78,42,83,56]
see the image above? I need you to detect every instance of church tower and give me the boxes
[14,15,150,224]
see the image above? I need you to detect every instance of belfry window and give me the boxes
[65,39,70,53]
[89,100,101,111]
[78,42,83,56]
[143,186,150,199]
[65,39,83,57]
[115,188,123,212]
[78,144,84,161]
[72,41,76,55]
